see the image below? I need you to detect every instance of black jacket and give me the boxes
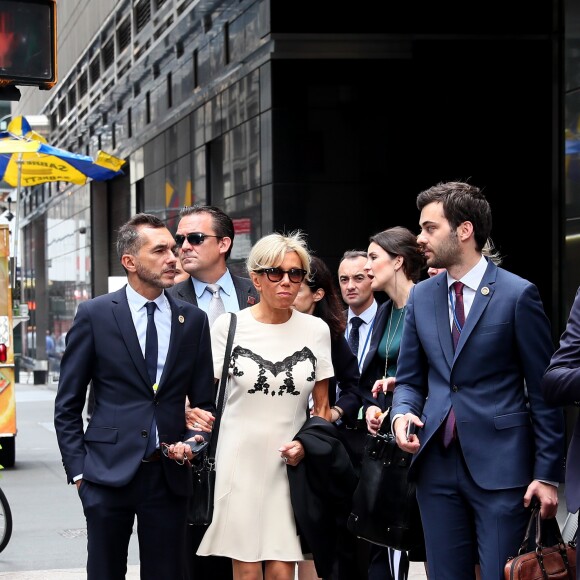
[287,417,358,578]
[167,272,259,309]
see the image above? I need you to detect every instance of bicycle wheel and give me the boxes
[0,486,13,553]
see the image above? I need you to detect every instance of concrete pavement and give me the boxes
[0,563,428,579]
[1,375,567,580]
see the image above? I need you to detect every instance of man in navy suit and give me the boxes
[541,288,580,579]
[167,204,258,580]
[54,213,215,580]
[391,181,565,579]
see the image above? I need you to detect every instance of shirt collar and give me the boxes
[446,255,488,292]
[348,299,378,325]
[192,269,235,299]
[125,283,168,313]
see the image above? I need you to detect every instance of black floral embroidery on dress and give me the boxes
[230,346,317,396]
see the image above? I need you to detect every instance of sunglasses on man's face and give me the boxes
[257,267,307,284]
[174,232,220,247]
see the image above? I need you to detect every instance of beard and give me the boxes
[429,231,460,269]
[135,262,174,289]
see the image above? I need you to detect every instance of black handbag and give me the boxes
[347,412,424,552]
[187,313,236,526]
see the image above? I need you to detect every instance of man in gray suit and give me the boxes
[168,204,258,580]
[168,205,259,315]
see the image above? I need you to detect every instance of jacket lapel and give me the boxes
[158,292,184,390]
[177,279,198,306]
[454,261,496,356]
[434,277,455,368]
[112,288,151,388]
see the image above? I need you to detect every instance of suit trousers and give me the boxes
[415,437,528,580]
[79,461,188,580]
[327,422,369,580]
[185,525,233,580]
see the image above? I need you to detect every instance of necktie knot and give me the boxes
[351,317,363,330]
[453,281,464,297]
[145,301,157,316]
[206,283,221,297]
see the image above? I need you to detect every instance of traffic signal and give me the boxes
[0,0,57,90]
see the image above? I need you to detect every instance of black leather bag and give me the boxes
[187,313,236,526]
[347,414,424,552]
[188,456,216,526]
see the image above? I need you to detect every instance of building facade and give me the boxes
[9,0,580,370]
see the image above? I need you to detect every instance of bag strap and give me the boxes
[207,313,237,461]
[521,503,574,580]
[377,407,393,438]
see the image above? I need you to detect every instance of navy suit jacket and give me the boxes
[392,260,565,490]
[167,272,259,310]
[54,287,216,497]
[330,335,361,423]
[541,286,580,512]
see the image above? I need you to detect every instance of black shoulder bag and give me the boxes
[347,409,424,552]
[187,313,237,526]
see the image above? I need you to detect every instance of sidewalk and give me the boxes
[0,567,140,579]
[0,563,427,579]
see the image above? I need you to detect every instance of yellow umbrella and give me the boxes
[0,116,126,286]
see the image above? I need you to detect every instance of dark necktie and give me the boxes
[144,301,158,457]
[348,317,363,356]
[443,281,465,447]
[207,283,226,326]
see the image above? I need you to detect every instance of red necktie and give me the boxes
[443,281,465,447]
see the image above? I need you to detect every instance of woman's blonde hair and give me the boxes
[246,231,311,279]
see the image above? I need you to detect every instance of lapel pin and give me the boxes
[178,315,185,323]
[481,287,490,296]
[247,296,256,305]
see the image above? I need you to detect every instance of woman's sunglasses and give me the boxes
[257,267,307,283]
[175,232,220,247]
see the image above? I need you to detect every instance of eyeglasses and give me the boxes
[256,267,307,283]
[175,232,220,247]
[161,442,191,467]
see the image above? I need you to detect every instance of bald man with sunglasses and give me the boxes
[167,204,258,580]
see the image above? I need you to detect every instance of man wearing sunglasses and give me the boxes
[168,205,259,318]
[167,204,258,580]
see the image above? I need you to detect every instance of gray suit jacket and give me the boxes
[167,272,259,310]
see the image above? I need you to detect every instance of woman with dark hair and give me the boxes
[293,255,363,580]
[358,226,426,580]
[293,255,362,428]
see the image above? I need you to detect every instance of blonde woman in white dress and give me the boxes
[196,231,333,580]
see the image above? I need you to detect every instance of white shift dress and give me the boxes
[197,308,333,562]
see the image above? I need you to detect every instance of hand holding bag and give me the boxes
[347,410,424,552]
[187,313,236,526]
[504,503,577,580]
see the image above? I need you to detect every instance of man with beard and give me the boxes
[54,213,215,580]
[391,181,565,579]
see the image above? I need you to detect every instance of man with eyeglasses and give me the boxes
[167,204,258,580]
